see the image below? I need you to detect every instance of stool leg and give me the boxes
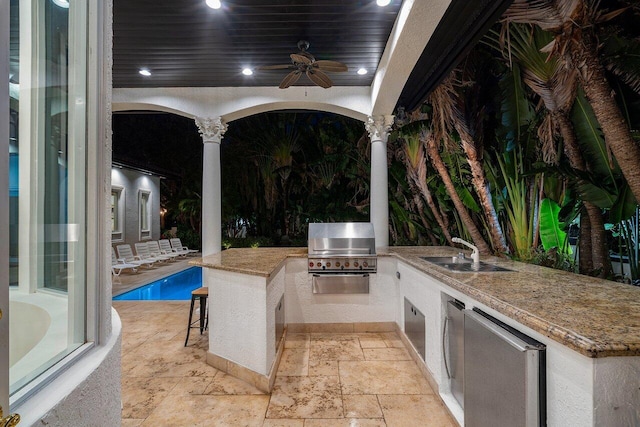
[198,296,206,334]
[185,295,196,346]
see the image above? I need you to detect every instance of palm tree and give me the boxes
[504,0,640,206]
[400,133,453,244]
[421,126,492,254]
[491,23,611,276]
[444,67,510,254]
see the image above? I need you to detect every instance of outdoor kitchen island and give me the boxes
[191,246,640,427]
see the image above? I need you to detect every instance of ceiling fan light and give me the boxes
[139,69,151,77]
[357,68,368,75]
[376,0,391,6]
[242,68,253,76]
[206,0,222,9]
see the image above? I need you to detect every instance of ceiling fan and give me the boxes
[258,40,348,89]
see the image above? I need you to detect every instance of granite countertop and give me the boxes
[191,247,307,279]
[192,246,640,358]
[386,246,640,359]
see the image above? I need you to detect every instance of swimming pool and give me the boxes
[114,267,202,300]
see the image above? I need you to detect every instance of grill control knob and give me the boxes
[309,262,314,268]
[354,261,359,267]
[336,261,341,267]
[345,262,350,267]
[326,262,331,267]
[363,261,369,268]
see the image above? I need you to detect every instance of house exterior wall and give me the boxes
[111,167,161,247]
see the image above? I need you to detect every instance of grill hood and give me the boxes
[308,222,376,257]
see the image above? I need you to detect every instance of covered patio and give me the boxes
[111,0,512,255]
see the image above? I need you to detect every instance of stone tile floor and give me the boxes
[114,299,457,426]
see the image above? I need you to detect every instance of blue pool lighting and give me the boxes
[114,267,202,300]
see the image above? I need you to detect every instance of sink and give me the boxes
[419,256,513,272]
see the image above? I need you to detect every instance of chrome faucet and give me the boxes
[452,237,480,264]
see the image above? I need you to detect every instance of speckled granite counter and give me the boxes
[385,246,640,358]
[191,247,307,279]
[193,246,640,358]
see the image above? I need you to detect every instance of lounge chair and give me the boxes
[170,238,198,256]
[111,247,138,276]
[148,240,178,261]
[134,242,168,263]
[159,239,183,257]
[116,244,156,268]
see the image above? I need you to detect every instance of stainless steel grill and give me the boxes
[308,222,376,293]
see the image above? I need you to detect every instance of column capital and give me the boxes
[365,115,394,142]
[195,116,227,143]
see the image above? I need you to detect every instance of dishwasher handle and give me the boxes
[442,316,451,379]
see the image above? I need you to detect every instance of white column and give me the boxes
[195,117,227,256]
[365,115,394,248]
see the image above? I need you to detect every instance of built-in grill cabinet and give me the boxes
[308,222,376,294]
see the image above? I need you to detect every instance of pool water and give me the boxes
[114,267,202,300]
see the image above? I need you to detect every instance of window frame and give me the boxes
[138,189,151,240]
[111,186,124,242]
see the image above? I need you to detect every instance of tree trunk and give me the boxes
[459,137,509,254]
[568,31,640,205]
[555,112,612,277]
[424,134,491,254]
[585,202,611,278]
[412,193,440,245]
[579,206,594,274]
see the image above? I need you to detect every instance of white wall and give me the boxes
[111,167,161,246]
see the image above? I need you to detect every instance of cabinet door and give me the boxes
[404,297,425,360]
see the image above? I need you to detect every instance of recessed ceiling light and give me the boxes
[139,69,151,77]
[242,68,253,76]
[52,0,70,8]
[206,0,222,9]
[357,68,368,75]
[376,0,391,6]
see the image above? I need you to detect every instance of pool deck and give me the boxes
[112,255,200,297]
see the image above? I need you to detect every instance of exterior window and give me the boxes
[7,0,88,401]
[139,191,151,239]
[111,187,124,241]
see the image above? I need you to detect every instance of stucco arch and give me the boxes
[112,86,373,124]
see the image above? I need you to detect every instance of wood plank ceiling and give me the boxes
[113,0,402,88]
[113,0,513,111]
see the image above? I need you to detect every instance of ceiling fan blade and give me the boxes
[306,69,333,89]
[258,64,294,70]
[290,54,312,65]
[313,60,348,73]
[280,70,302,89]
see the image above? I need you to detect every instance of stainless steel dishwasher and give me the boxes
[464,308,546,427]
[444,299,465,409]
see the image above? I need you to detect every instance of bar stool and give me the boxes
[184,287,208,346]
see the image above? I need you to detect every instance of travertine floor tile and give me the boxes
[309,338,364,361]
[170,376,213,395]
[141,394,270,427]
[204,372,265,395]
[358,335,388,348]
[308,359,339,376]
[266,376,343,419]
[121,418,145,426]
[339,360,433,395]
[277,348,310,376]
[343,394,383,418]
[378,394,456,427]
[285,333,310,349]
[121,339,218,378]
[121,376,181,419]
[380,332,404,348]
[261,419,304,427]
[304,419,387,427]
[362,347,411,361]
